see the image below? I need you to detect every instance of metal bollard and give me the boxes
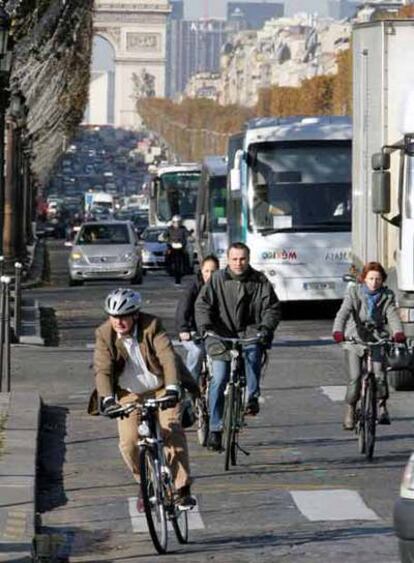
[0,279,4,393]
[0,256,4,277]
[13,262,22,340]
[1,276,11,392]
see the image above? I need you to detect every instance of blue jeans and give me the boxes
[182,340,205,383]
[209,344,262,432]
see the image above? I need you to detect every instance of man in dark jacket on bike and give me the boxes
[195,242,281,450]
[163,215,189,286]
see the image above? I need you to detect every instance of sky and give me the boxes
[177,0,358,19]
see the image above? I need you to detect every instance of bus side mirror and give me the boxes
[150,180,156,198]
[230,149,243,193]
[372,170,391,214]
[372,152,390,171]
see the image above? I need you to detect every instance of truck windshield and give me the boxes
[158,172,200,221]
[249,140,352,233]
[209,176,227,232]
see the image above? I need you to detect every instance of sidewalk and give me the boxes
[0,390,41,562]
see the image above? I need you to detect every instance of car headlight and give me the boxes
[142,249,151,258]
[70,252,84,262]
[121,252,135,263]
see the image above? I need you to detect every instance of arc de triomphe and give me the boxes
[90,0,170,129]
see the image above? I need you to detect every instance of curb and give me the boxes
[21,241,46,291]
[0,390,41,562]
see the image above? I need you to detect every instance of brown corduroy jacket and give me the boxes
[88,312,199,415]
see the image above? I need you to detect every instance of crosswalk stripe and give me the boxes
[290,489,379,521]
[320,385,346,402]
[128,497,205,533]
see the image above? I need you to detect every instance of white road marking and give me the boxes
[320,386,347,402]
[128,496,205,533]
[290,489,379,522]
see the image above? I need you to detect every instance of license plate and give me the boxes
[303,281,335,290]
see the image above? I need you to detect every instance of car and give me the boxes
[140,227,168,270]
[68,221,143,286]
[395,453,414,562]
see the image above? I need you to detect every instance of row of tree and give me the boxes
[137,48,351,161]
[138,6,414,162]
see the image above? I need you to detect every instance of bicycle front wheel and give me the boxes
[364,375,377,460]
[139,447,168,554]
[172,507,189,544]
[195,397,209,447]
[230,384,244,466]
[223,384,235,471]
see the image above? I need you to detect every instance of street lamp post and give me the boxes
[3,91,27,269]
[0,5,11,252]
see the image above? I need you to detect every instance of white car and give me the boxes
[68,221,143,286]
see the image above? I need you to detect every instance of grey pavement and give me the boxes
[1,240,412,561]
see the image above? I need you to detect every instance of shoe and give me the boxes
[245,397,260,416]
[136,493,145,513]
[207,431,222,451]
[343,404,355,430]
[176,485,197,510]
[378,404,391,425]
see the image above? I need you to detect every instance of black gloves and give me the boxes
[160,388,180,410]
[258,328,272,348]
[102,396,118,418]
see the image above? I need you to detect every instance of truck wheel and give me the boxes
[388,370,414,391]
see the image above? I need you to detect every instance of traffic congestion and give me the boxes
[3,4,414,563]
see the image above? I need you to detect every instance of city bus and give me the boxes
[195,156,228,267]
[228,116,352,302]
[148,163,201,231]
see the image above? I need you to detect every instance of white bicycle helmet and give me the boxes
[172,214,182,224]
[104,288,142,316]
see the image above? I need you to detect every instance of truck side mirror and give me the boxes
[372,170,391,214]
[372,152,390,171]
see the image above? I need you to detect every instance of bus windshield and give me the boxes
[249,140,351,233]
[209,176,227,232]
[157,172,200,221]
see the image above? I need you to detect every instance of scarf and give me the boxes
[362,285,383,322]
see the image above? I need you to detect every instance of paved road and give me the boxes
[16,240,412,562]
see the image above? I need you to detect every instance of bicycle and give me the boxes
[194,345,211,447]
[205,332,262,471]
[348,328,391,460]
[105,396,190,554]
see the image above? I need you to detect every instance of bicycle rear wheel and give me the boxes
[139,447,168,554]
[195,397,209,447]
[357,404,365,454]
[171,508,189,544]
[223,384,235,471]
[364,375,377,460]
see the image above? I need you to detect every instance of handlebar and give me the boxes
[204,331,262,346]
[103,396,174,419]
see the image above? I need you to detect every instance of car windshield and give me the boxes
[142,229,166,242]
[77,224,130,245]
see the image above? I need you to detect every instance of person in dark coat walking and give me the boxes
[176,255,219,381]
[195,242,281,451]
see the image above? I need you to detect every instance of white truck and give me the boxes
[84,191,114,215]
[352,19,414,388]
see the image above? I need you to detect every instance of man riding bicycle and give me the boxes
[195,242,281,451]
[90,288,198,509]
